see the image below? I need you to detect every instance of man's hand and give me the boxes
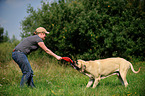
[57,56,62,60]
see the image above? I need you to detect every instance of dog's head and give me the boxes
[76,60,85,68]
[76,60,87,72]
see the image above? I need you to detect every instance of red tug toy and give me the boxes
[61,57,79,70]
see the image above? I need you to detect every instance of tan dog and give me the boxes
[76,57,141,88]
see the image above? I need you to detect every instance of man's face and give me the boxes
[41,33,47,40]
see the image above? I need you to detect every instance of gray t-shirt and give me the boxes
[15,35,43,55]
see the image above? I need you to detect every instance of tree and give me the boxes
[0,26,9,43]
[0,26,4,43]
[10,35,17,42]
[3,31,9,42]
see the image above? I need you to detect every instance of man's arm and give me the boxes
[38,42,62,60]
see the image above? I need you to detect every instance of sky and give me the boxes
[0,0,57,40]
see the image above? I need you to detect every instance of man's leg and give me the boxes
[12,52,35,87]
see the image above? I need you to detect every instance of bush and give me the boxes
[0,41,20,63]
[21,0,145,60]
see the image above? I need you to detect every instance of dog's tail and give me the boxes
[129,62,141,73]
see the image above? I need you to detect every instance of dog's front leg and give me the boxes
[85,73,94,88]
[92,77,101,88]
[86,77,94,88]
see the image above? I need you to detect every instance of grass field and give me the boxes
[0,58,145,96]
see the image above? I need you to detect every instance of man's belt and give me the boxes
[12,49,21,52]
[12,49,15,52]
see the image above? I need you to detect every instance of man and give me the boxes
[12,27,62,88]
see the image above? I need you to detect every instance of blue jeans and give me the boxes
[12,51,35,87]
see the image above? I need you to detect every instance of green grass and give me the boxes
[0,58,145,96]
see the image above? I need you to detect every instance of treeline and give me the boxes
[19,0,145,60]
[0,26,20,63]
[0,26,19,43]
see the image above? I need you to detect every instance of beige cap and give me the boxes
[35,27,49,34]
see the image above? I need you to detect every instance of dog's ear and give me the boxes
[80,60,86,66]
